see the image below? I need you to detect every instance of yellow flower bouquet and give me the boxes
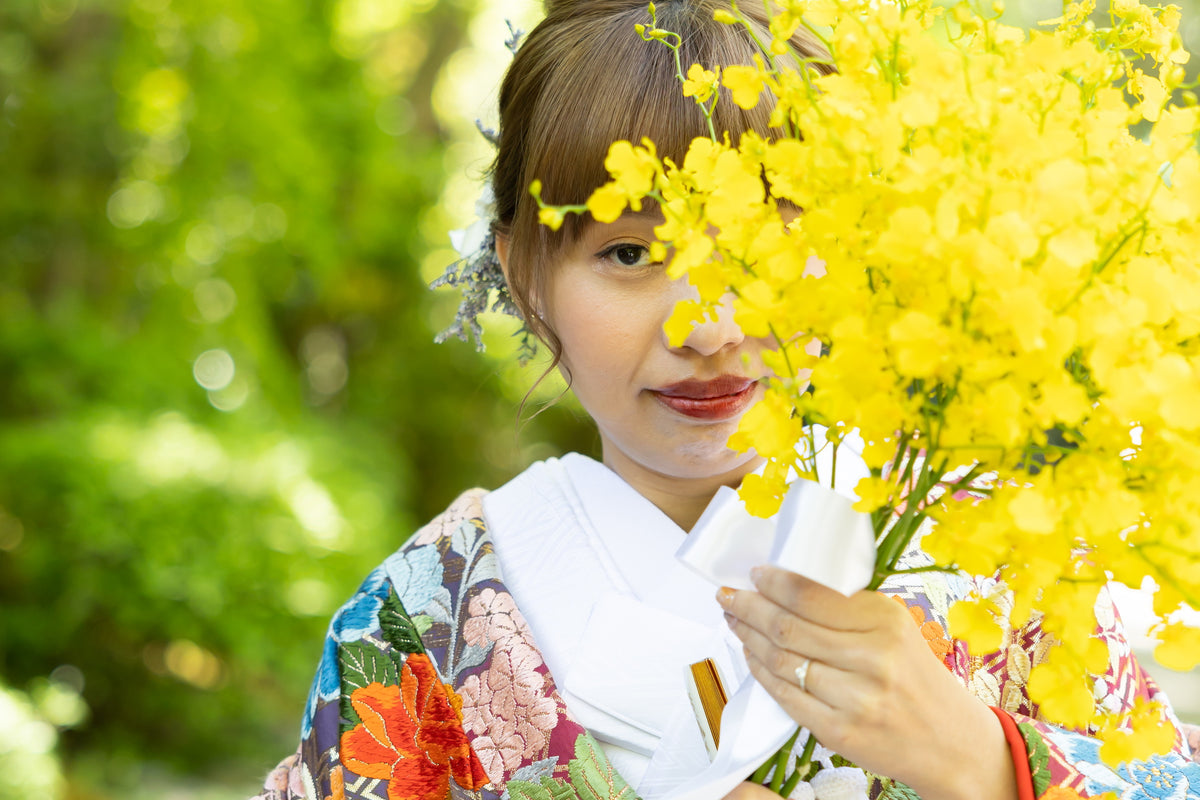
[535,0,1200,776]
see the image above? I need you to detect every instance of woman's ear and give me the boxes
[495,233,511,283]
[496,234,545,321]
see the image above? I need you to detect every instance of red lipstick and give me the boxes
[651,376,757,420]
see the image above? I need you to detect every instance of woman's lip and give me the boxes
[655,376,755,399]
[651,378,758,420]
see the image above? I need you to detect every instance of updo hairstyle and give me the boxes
[492,0,832,365]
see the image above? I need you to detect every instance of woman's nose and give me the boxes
[673,291,745,356]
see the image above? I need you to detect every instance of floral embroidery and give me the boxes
[1117,758,1200,800]
[1039,789,1086,800]
[254,489,1200,800]
[331,568,391,642]
[382,545,445,616]
[891,596,952,665]
[409,489,488,547]
[463,587,532,647]
[339,654,489,800]
[460,640,558,783]
[301,636,342,739]
[506,735,635,800]
[324,765,344,800]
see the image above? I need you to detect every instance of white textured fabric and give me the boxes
[481,454,744,793]
[480,440,872,800]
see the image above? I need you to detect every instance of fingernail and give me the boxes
[716,586,735,606]
[750,566,764,585]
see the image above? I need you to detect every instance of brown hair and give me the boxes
[492,0,832,369]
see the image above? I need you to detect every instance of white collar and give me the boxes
[482,454,743,794]
[480,438,872,799]
[559,453,732,627]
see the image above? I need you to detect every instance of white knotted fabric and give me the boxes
[667,470,876,800]
[482,439,875,799]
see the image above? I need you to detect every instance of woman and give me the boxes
[254,1,1199,798]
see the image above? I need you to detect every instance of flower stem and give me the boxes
[768,727,803,793]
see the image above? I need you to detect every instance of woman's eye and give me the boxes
[602,243,653,269]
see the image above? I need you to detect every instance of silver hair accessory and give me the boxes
[431,22,536,363]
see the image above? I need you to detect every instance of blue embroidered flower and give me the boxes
[330,567,389,642]
[300,636,340,739]
[1050,724,1199,800]
[383,544,444,615]
[299,548,444,739]
[355,565,390,599]
[1118,757,1200,800]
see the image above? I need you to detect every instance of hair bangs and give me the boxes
[526,2,782,243]
[490,0,831,368]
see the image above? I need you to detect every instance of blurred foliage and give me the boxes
[0,0,590,795]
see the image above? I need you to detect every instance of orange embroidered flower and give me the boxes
[1040,787,1087,800]
[340,654,490,800]
[325,766,345,800]
[892,596,953,664]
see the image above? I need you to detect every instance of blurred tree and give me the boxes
[0,0,592,794]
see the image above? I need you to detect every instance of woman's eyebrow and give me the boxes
[618,206,666,224]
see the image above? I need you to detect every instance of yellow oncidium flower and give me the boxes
[536,0,1200,762]
[721,56,770,109]
[681,64,720,104]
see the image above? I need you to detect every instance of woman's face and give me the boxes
[543,210,773,502]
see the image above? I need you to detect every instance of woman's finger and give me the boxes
[743,647,838,730]
[718,586,882,673]
[720,782,789,800]
[749,565,881,630]
[727,611,867,709]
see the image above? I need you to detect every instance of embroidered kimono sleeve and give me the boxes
[991,585,1200,796]
[251,494,492,800]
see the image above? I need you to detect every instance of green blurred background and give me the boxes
[2,0,1199,797]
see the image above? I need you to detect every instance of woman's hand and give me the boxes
[716,566,1018,800]
[722,782,787,799]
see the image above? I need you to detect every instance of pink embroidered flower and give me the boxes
[459,641,558,783]
[411,492,485,546]
[463,588,532,647]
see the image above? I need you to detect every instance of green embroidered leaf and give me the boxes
[877,778,922,800]
[338,640,398,693]
[412,613,434,636]
[507,779,568,800]
[339,691,362,732]
[828,753,858,769]
[1017,722,1052,798]
[568,734,636,800]
[379,591,424,654]
[542,777,580,800]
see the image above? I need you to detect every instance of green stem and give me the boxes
[779,733,819,796]
[769,728,803,793]
[887,564,962,576]
[830,441,838,490]
[871,456,942,588]
[750,750,775,784]
[780,767,805,798]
